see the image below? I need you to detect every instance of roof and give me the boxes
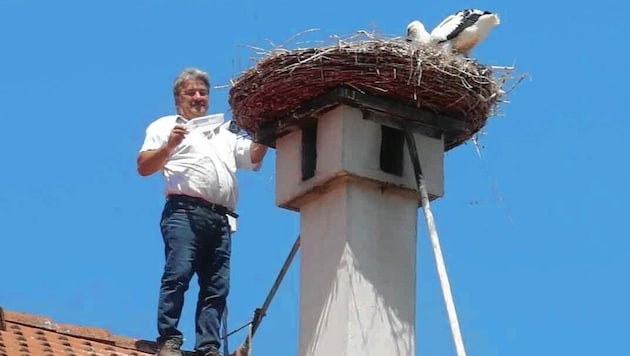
[0,306,156,356]
[0,307,248,356]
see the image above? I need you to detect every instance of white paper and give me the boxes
[185,113,225,133]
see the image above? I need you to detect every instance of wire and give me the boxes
[222,304,229,356]
[221,320,252,340]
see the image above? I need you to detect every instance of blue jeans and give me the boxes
[156,195,231,353]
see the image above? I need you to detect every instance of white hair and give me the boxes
[173,67,210,96]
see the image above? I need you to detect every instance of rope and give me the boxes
[403,125,467,356]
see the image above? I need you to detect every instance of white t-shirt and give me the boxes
[139,113,261,213]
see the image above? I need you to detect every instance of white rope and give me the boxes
[404,127,467,356]
[420,196,467,356]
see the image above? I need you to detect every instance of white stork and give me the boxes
[429,9,500,58]
[406,20,432,44]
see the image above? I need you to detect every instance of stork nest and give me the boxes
[228,31,522,149]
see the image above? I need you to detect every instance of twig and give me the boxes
[503,73,528,96]
[278,28,321,49]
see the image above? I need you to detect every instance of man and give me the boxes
[137,67,267,356]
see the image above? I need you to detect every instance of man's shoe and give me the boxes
[156,338,183,356]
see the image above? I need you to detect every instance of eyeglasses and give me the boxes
[180,89,209,97]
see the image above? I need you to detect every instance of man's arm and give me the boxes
[137,124,187,176]
[137,146,174,176]
[250,142,268,164]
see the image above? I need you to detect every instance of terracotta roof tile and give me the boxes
[0,306,156,356]
[0,307,250,356]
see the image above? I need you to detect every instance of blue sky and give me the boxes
[0,1,628,355]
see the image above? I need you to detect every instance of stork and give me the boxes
[429,9,500,58]
[406,20,432,44]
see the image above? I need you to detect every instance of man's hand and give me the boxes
[137,124,188,177]
[167,124,188,150]
[250,142,268,164]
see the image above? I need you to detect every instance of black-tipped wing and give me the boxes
[431,9,491,43]
[444,12,482,41]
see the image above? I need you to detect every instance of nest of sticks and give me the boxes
[228,31,522,149]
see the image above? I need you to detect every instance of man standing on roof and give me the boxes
[137,67,268,356]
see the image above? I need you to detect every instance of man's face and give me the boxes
[176,79,209,119]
